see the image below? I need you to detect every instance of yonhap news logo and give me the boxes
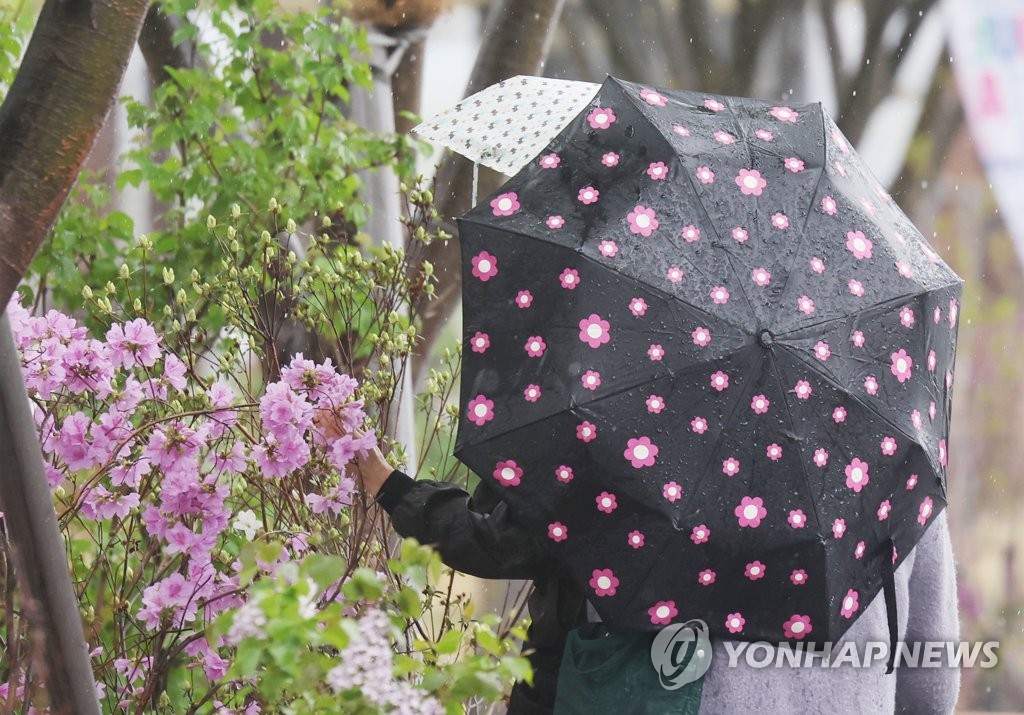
[650,619,713,689]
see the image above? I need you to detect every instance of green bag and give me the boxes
[553,624,705,715]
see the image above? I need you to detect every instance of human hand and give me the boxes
[313,409,394,498]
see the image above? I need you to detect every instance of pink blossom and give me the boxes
[105,319,161,368]
[813,448,829,467]
[680,224,700,243]
[771,212,790,229]
[559,268,581,290]
[555,465,574,483]
[710,371,729,391]
[546,215,565,229]
[646,395,665,413]
[736,496,767,527]
[949,299,959,327]
[725,613,745,633]
[598,240,618,257]
[601,152,620,167]
[577,421,597,442]
[698,569,716,586]
[784,157,805,172]
[493,459,523,487]
[596,492,617,513]
[880,436,898,456]
[813,341,831,361]
[791,569,808,586]
[648,344,665,361]
[833,406,847,423]
[939,439,947,467]
[795,380,812,400]
[666,266,684,282]
[590,569,619,596]
[578,186,600,204]
[627,205,659,236]
[751,394,770,414]
[840,590,860,619]
[755,129,774,141]
[911,410,923,430]
[877,500,892,521]
[581,369,602,390]
[625,436,658,467]
[470,332,490,353]
[766,443,783,461]
[745,561,766,580]
[691,326,711,347]
[907,473,919,489]
[691,416,708,434]
[927,350,937,372]
[865,375,879,395]
[628,531,645,548]
[851,331,866,347]
[848,279,864,297]
[845,458,870,492]
[710,286,730,304]
[539,154,560,169]
[663,481,683,502]
[736,169,767,196]
[810,256,825,273]
[471,251,498,281]
[579,314,611,348]
[647,162,670,180]
[695,166,715,184]
[587,107,616,129]
[691,524,710,544]
[783,614,812,639]
[649,601,678,625]
[673,124,691,137]
[821,196,838,216]
[467,395,494,426]
[548,522,568,542]
[787,509,807,529]
[846,231,873,260]
[732,227,749,243]
[918,496,935,525]
[900,306,915,328]
[490,192,520,216]
[771,106,799,123]
[516,290,533,309]
[832,519,846,538]
[855,541,866,559]
[524,336,547,357]
[752,267,771,287]
[714,130,736,145]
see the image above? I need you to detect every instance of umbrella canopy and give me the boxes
[451,76,963,645]
[412,75,600,176]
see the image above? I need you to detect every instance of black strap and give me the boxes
[881,536,898,674]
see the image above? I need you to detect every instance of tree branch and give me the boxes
[138,2,203,85]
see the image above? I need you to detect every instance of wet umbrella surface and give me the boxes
[452,76,963,645]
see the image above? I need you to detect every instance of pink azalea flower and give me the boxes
[516,290,533,308]
[845,457,870,492]
[524,384,541,402]
[546,215,565,229]
[704,98,726,111]
[832,518,846,538]
[710,286,730,304]
[755,129,774,141]
[784,614,813,640]
[771,212,790,229]
[649,601,678,625]
[691,416,708,434]
[470,332,490,353]
[736,168,767,196]
[813,448,829,467]
[691,524,710,544]
[648,344,665,361]
[640,88,668,106]
[680,224,701,243]
[647,162,670,180]
[745,561,766,580]
[736,496,767,527]
[751,394,770,414]
[714,130,737,144]
[846,231,873,259]
[788,509,807,528]
[698,569,716,586]
[918,496,935,525]
[695,166,715,184]
[810,256,825,273]
[784,157,805,172]
[646,394,665,413]
[578,186,600,204]
[833,406,847,423]
[821,196,838,216]
[900,306,915,328]
[710,371,729,391]
[490,192,520,216]
[732,227,749,242]
[795,380,813,399]
[577,421,597,442]
[848,279,865,297]
[105,319,161,368]
[881,436,897,455]
[666,266,684,282]
[752,267,771,287]
[548,522,568,542]
[539,154,560,169]
[589,568,619,596]
[627,205,659,236]
[692,326,711,347]
[579,314,611,348]
[628,530,646,548]
[601,152,620,167]
[625,436,658,467]
[791,569,808,586]
[524,336,546,357]
[629,298,648,316]
[493,459,523,487]
[813,341,831,360]
[587,107,616,129]
[722,457,740,476]
[598,240,619,257]
[840,589,860,619]
[864,375,879,395]
[673,124,691,137]
[581,370,602,390]
[560,268,581,290]
[555,465,574,483]
[596,492,617,513]
[851,331,866,347]
[663,481,683,502]
[771,106,799,123]
[766,443,783,461]
[877,499,892,521]
[467,395,494,426]
[471,251,499,281]
[725,613,746,633]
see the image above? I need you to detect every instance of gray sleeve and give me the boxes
[895,507,961,714]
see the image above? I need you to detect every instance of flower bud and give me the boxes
[286,218,297,233]
[133,298,142,312]
[207,215,217,230]
[81,285,93,299]
[118,264,130,279]
[162,267,175,285]
[227,226,237,240]
[269,197,279,211]
[231,204,241,219]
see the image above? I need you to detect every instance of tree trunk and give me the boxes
[0,0,150,709]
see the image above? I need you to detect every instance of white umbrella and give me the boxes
[413,74,600,177]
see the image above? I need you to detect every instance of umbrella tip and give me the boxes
[757,328,775,349]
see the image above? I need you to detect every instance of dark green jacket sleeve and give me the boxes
[375,468,548,580]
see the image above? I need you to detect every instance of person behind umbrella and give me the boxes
[318,415,961,715]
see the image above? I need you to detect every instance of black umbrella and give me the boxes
[452,76,962,649]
